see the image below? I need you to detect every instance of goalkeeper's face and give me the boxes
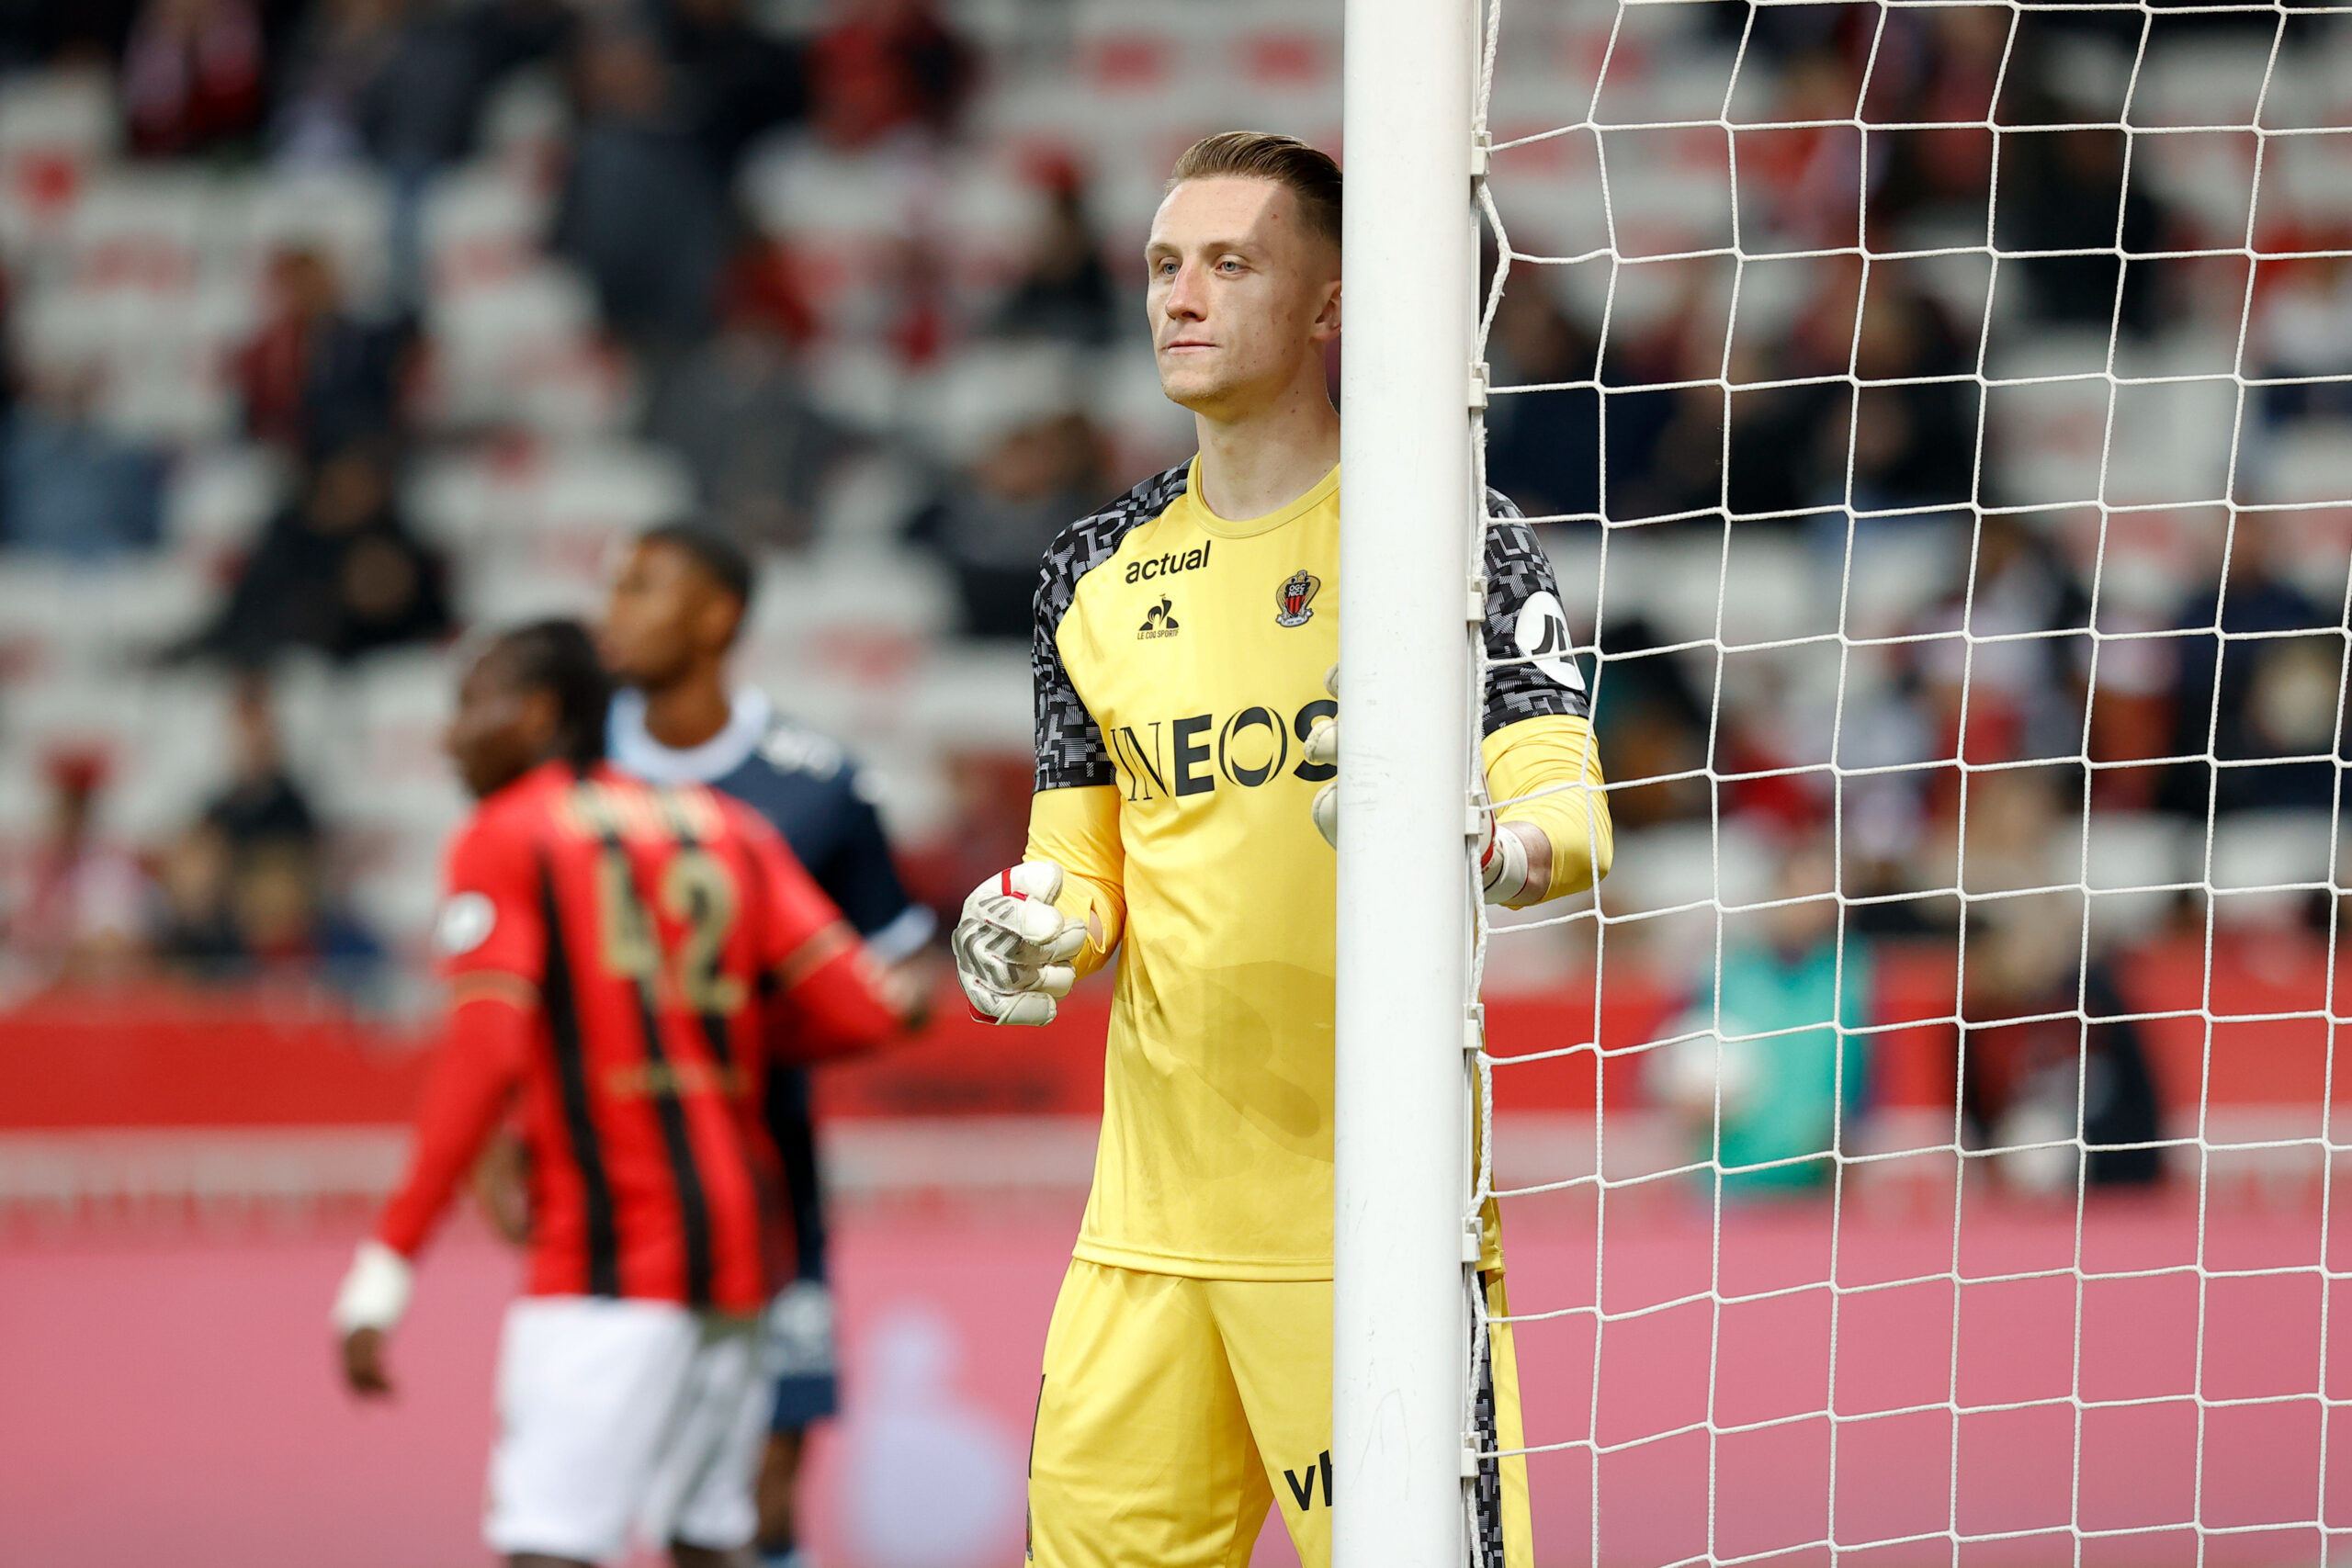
[1147,177,1340,421]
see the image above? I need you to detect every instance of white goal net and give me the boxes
[1467,0,2352,1562]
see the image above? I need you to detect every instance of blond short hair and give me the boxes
[1166,131,1342,248]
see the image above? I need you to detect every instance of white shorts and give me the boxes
[485,1296,768,1562]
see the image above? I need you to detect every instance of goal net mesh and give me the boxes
[1467,1,2351,1562]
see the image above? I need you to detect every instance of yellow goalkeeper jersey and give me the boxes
[1027,457,1608,1280]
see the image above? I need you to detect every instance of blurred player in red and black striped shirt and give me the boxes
[330,620,922,1568]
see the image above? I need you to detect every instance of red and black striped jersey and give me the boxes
[374,761,909,1313]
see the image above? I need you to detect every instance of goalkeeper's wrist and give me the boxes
[332,1239,415,1335]
[1481,818,1536,906]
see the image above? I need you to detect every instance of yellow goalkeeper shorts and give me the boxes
[1025,1258,1532,1568]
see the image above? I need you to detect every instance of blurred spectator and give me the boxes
[221,835,379,985]
[656,0,807,174]
[645,283,843,549]
[276,0,573,174]
[804,0,974,149]
[179,438,450,664]
[1997,123,2171,336]
[156,673,380,987]
[1828,266,1975,513]
[3,750,150,987]
[991,170,1120,348]
[1594,273,1721,523]
[1729,262,1975,521]
[234,246,406,457]
[204,668,319,852]
[904,746,1034,916]
[553,24,729,355]
[2255,252,2352,427]
[2158,524,2346,818]
[0,0,140,65]
[1,359,165,558]
[152,815,237,970]
[1904,513,2091,797]
[911,408,1106,637]
[1653,835,1870,1195]
[1484,278,1600,523]
[121,0,265,158]
[1938,767,2073,907]
[1961,898,2164,1192]
[1589,615,1710,828]
[269,0,412,166]
[1859,6,2004,236]
[713,233,818,347]
[1747,48,1863,250]
[907,354,1104,637]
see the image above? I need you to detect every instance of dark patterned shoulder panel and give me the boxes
[1481,488,1593,733]
[1033,462,1193,790]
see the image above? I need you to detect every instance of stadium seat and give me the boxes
[422,163,549,302]
[930,150,1055,322]
[1841,514,1968,640]
[2255,129,2352,231]
[2106,367,2239,510]
[114,668,237,840]
[0,69,115,255]
[799,344,909,447]
[419,263,629,436]
[346,649,463,800]
[906,341,1086,466]
[61,171,211,299]
[1600,820,1777,964]
[164,445,287,565]
[737,141,925,341]
[2134,39,2278,131]
[1986,333,2123,510]
[2138,128,2258,243]
[2251,423,2352,607]
[1603,530,1817,653]
[1595,51,1742,128]
[243,165,396,312]
[430,438,693,604]
[2083,810,2196,942]
[1093,344,1197,479]
[899,643,1030,751]
[2207,808,2337,928]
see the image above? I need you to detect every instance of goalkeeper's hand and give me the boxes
[1303,665,1537,905]
[952,861,1088,1025]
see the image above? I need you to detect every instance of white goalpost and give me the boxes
[1331,0,1483,1560]
[1340,0,2352,1562]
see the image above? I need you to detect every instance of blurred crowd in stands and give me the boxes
[0,0,2345,1179]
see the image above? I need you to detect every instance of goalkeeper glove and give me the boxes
[1303,665,1537,905]
[952,861,1088,1025]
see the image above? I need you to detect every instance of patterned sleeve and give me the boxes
[1480,489,1592,736]
[1032,464,1190,791]
[1033,558,1112,791]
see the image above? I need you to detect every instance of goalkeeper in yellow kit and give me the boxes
[949,131,1613,1568]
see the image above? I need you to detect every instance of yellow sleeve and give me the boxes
[1482,713,1613,907]
[1023,784,1125,979]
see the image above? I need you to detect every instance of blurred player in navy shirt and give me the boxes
[599,523,936,1568]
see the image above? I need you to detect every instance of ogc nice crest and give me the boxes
[1275,570,1320,627]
